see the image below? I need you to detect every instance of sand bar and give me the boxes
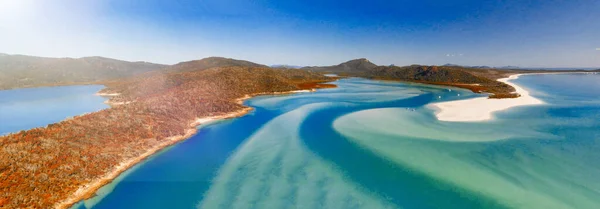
[428,74,544,122]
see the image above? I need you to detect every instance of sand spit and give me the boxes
[429,74,544,122]
[95,92,120,97]
[95,91,131,106]
[103,100,132,106]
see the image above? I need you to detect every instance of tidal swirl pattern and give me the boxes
[198,76,600,209]
[79,76,600,209]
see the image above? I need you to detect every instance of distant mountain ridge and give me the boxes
[271,64,304,69]
[0,54,167,90]
[2,53,597,92]
[443,63,600,71]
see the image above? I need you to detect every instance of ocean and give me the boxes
[72,74,600,209]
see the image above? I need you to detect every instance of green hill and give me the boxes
[0,54,167,90]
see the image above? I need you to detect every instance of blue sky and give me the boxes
[1,0,598,67]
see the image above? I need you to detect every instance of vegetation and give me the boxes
[0,66,334,208]
[166,57,267,73]
[0,54,166,90]
[361,65,519,97]
[304,59,521,97]
[302,58,377,73]
[303,59,599,98]
[2,53,594,97]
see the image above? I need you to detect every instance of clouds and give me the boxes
[445,54,464,57]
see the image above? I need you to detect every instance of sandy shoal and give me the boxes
[428,74,544,122]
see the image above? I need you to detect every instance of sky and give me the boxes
[0,0,599,67]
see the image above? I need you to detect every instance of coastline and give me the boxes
[55,88,320,209]
[428,74,544,122]
[95,92,120,97]
[95,92,134,106]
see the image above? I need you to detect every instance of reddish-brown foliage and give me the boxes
[489,93,521,99]
[364,65,520,98]
[0,67,335,208]
[298,82,338,89]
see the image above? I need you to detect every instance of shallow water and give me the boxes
[0,85,108,136]
[73,74,600,209]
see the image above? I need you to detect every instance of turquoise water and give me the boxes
[0,85,109,136]
[74,74,600,209]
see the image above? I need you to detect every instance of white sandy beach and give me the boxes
[95,92,121,96]
[429,74,544,122]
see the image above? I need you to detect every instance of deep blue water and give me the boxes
[0,85,108,136]
[73,74,600,209]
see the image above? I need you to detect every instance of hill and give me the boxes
[299,59,519,97]
[362,65,518,98]
[0,54,167,90]
[300,59,600,98]
[302,58,377,73]
[166,57,267,73]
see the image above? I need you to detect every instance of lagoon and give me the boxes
[74,74,600,209]
[0,85,108,136]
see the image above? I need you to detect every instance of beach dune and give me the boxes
[429,74,544,122]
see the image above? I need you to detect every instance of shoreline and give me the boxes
[95,91,134,106]
[428,73,544,122]
[95,92,120,97]
[55,88,320,209]
[103,100,132,106]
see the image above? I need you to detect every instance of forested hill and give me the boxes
[361,65,518,98]
[166,57,267,73]
[302,59,598,98]
[0,54,167,90]
[301,58,377,73]
[300,59,520,97]
[97,57,273,95]
[0,55,272,90]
